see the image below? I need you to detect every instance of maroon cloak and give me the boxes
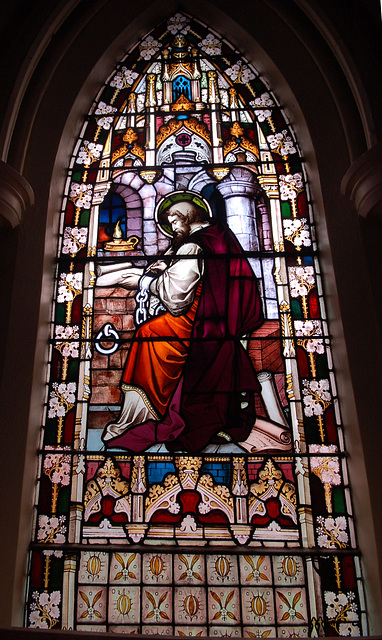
[106,220,264,453]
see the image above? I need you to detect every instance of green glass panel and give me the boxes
[281,201,291,218]
[332,486,346,514]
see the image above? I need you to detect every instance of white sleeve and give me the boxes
[150,243,203,316]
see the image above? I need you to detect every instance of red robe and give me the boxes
[106,221,264,453]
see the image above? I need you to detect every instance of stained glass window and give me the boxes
[26,13,368,636]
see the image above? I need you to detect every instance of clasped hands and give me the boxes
[115,260,168,289]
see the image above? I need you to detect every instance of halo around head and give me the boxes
[155,191,213,237]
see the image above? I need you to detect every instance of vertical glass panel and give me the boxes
[25,12,368,637]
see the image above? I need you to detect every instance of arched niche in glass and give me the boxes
[26,12,368,636]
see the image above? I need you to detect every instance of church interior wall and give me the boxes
[0,0,381,634]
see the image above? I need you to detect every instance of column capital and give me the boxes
[341,143,382,218]
[0,161,34,230]
[216,166,262,199]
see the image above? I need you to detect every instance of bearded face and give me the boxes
[164,201,209,248]
[170,219,191,248]
[166,206,192,248]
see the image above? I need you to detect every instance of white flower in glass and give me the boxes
[226,60,255,83]
[62,227,88,255]
[325,591,350,617]
[43,448,71,512]
[289,265,315,298]
[251,92,274,107]
[48,393,66,418]
[43,550,63,558]
[167,13,190,34]
[55,325,73,340]
[54,324,80,358]
[267,131,283,149]
[316,515,349,548]
[279,173,303,200]
[283,219,301,236]
[294,320,324,354]
[309,444,340,512]
[281,137,297,155]
[69,183,93,208]
[95,101,117,115]
[94,101,117,129]
[29,590,61,629]
[110,67,138,90]
[43,448,71,487]
[76,141,103,165]
[283,218,311,249]
[339,623,361,637]
[57,272,83,303]
[96,116,113,129]
[139,35,162,60]
[58,382,76,404]
[198,34,221,55]
[254,109,272,122]
[324,591,359,635]
[48,382,76,419]
[310,444,339,481]
[61,341,78,358]
[303,379,331,416]
[267,129,296,156]
[37,514,67,544]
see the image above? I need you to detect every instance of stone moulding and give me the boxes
[0,160,34,229]
[341,143,382,218]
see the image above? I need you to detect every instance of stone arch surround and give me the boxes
[0,0,381,632]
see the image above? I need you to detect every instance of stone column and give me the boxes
[126,92,136,129]
[341,142,382,218]
[139,182,158,255]
[215,167,262,253]
[191,48,203,110]
[161,49,172,111]
[207,71,223,164]
[0,160,34,229]
[145,74,157,166]
[341,143,382,333]
[216,167,277,318]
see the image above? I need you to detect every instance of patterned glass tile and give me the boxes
[141,625,173,635]
[142,586,173,624]
[208,586,241,625]
[77,585,107,624]
[109,551,141,584]
[277,625,309,638]
[78,551,109,584]
[209,627,243,637]
[243,627,276,638]
[174,626,208,636]
[206,554,239,585]
[239,555,273,586]
[76,624,107,632]
[174,553,205,585]
[142,553,172,583]
[241,587,275,626]
[108,585,141,625]
[174,586,207,625]
[109,625,140,634]
[272,555,305,586]
[275,587,308,625]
